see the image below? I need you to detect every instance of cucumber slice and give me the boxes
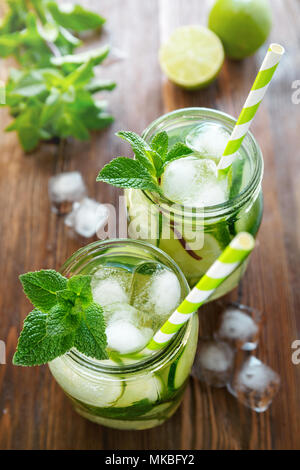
[168,314,199,391]
[49,357,124,407]
[161,231,226,288]
[76,408,164,430]
[115,374,163,407]
[141,402,173,418]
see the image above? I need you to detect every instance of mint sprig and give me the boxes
[14,270,108,366]
[96,130,193,193]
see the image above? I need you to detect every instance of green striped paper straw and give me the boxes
[145,232,255,352]
[217,43,285,171]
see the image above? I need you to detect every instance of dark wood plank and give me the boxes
[0,0,300,450]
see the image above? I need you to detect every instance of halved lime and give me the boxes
[159,25,224,89]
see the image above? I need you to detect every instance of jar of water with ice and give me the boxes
[49,239,198,430]
[126,108,264,296]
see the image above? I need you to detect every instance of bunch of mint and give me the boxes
[0,0,115,151]
[13,269,108,366]
[96,130,192,193]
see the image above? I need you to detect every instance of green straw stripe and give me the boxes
[147,338,170,351]
[161,322,182,334]
[218,247,252,263]
[236,102,261,125]
[252,64,278,90]
[196,275,225,291]
[223,136,245,156]
[177,299,201,314]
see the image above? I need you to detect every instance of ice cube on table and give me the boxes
[228,356,280,412]
[48,172,87,214]
[65,198,109,238]
[131,262,181,330]
[192,339,234,387]
[106,319,153,354]
[215,304,261,351]
[160,156,228,207]
[91,266,133,306]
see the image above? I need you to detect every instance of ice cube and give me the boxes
[131,262,181,331]
[48,172,87,214]
[103,302,138,325]
[160,156,228,207]
[192,339,234,387]
[215,304,261,351]
[148,269,181,316]
[106,320,153,354]
[65,198,109,238]
[91,266,132,306]
[228,356,280,412]
[92,279,129,306]
[186,123,232,162]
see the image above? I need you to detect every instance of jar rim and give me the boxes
[142,107,264,219]
[59,238,191,375]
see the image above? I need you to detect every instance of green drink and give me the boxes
[49,240,198,430]
[125,108,263,296]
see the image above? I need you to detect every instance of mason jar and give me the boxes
[126,108,263,297]
[49,239,198,430]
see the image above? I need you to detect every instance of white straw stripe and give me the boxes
[244,85,268,107]
[230,233,253,250]
[170,310,194,325]
[187,288,215,304]
[218,153,236,169]
[153,330,175,344]
[206,260,239,279]
[260,50,283,70]
[229,120,253,140]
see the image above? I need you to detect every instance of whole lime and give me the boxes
[208,0,272,60]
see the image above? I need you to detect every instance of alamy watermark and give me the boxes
[0,340,6,364]
[291,340,300,365]
[95,196,205,251]
[291,80,300,104]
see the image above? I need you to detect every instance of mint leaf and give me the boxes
[67,275,93,306]
[86,78,116,93]
[13,309,74,366]
[117,131,155,173]
[56,289,77,309]
[19,270,67,313]
[164,142,193,165]
[47,304,80,336]
[151,131,169,160]
[74,303,108,360]
[97,157,161,193]
[47,2,106,32]
[51,45,110,69]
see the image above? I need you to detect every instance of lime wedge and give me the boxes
[159,25,224,89]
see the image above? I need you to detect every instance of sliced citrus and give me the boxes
[159,25,224,89]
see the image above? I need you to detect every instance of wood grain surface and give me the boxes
[0,0,300,450]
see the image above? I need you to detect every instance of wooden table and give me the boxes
[0,0,299,450]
